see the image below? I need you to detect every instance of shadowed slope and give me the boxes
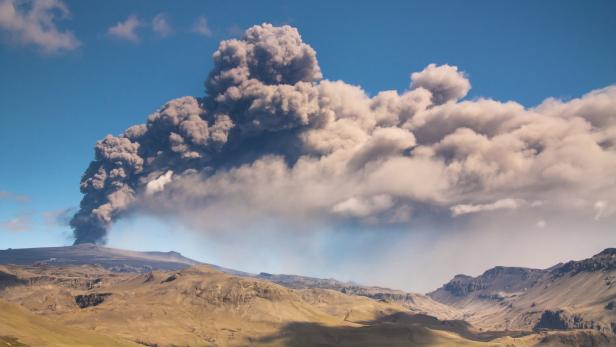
[255,312,616,347]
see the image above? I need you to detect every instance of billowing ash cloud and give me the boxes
[410,63,470,105]
[72,23,616,244]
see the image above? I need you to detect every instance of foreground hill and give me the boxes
[429,248,616,334]
[0,298,140,347]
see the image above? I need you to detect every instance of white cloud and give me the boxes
[410,63,470,105]
[152,13,171,37]
[107,15,141,42]
[192,16,212,37]
[332,195,394,218]
[0,190,30,203]
[0,0,80,52]
[451,199,521,216]
[0,214,31,232]
[145,171,174,195]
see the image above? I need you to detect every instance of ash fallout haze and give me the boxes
[1,0,616,298]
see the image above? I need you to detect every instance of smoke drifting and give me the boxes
[72,23,616,244]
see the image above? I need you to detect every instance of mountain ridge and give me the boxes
[428,248,616,334]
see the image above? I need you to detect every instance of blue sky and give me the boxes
[1,1,616,290]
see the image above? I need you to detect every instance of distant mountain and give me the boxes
[428,248,616,334]
[0,244,199,271]
[0,244,247,276]
[429,266,547,304]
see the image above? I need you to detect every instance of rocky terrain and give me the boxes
[1,245,616,346]
[0,263,523,347]
[429,248,616,335]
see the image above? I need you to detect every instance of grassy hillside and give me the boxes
[0,299,140,347]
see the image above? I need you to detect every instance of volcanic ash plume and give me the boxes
[71,23,616,244]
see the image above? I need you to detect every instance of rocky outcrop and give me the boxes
[184,279,290,306]
[533,310,613,335]
[534,310,584,330]
[441,274,487,297]
[75,293,111,308]
[429,267,546,302]
[0,270,27,288]
[341,286,416,304]
[537,330,616,347]
[143,272,155,283]
[551,248,616,277]
[477,293,506,301]
[257,272,353,289]
[160,274,178,283]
